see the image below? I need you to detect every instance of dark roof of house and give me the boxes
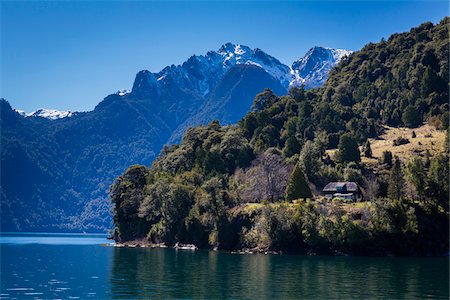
[323,182,358,193]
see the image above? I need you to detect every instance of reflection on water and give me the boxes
[1,233,448,299]
[110,247,449,299]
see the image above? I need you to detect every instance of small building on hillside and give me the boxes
[323,182,361,201]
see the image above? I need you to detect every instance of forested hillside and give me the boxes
[1,45,300,232]
[111,18,449,255]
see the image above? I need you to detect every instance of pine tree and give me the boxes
[382,150,393,167]
[387,157,405,199]
[285,162,312,201]
[363,140,372,158]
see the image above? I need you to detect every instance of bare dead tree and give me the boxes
[231,149,293,202]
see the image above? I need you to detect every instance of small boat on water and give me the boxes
[174,242,197,250]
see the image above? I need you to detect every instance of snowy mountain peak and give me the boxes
[15,108,78,120]
[214,43,291,87]
[217,43,252,57]
[131,70,159,98]
[290,46,353,88]
[131,44,352,99]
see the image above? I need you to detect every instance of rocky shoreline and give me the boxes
[112,239,281,254]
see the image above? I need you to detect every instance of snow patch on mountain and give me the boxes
[116,89,131,96]
[15,108,78,120]
[14,109,27,117]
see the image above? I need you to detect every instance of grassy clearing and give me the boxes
[362,124,446,164]
[326,124,446,165]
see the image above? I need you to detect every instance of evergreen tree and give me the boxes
[405,157,426,199]
[402,106,421,128]
[241,113,258,139]
[299,141,322,182]
[285,161,312,201]
[363,140,372,158]
[282,136,301,158]
[387,157,405,199]
[251,89,278,112]
[427,154,449,207]
[336,133,361,163]
[382,150,393,167]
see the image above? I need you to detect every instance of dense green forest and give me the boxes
[110,18,449,255]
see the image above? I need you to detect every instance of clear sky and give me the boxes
[1,1,448,112]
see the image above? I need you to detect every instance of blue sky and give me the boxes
[1,1,448,112]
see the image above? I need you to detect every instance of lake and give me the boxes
[0,232,448,299]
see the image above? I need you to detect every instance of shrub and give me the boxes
[393,136,410,146]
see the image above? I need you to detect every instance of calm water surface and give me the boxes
[0,232,448,299]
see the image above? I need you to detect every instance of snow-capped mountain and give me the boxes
[3,42,352,233]
[15,108,78,120]
[131,43,351,99]
[132,43,292,99]
[290,46,353,88]
[13,44,350,123]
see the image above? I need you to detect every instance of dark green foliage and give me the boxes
[440,112,449,130]
[343,163,364,186]
[251,89,279,112]
[427,154,449,207]
[110,165,150,242]
[388,157,405,199]
[282,136,301,158]
[336,134,361,163]
[298,141,323,182]
[382,151,393,167]
[285,162,312,201]
[404,157,426,200]
[363,140,372,157]
[393,137,410,146]
[402,106,421,128]
[324,18,448,128]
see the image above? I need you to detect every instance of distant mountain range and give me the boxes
[1,44,351,232]
[15,108,79,120]
[16,45,351,121]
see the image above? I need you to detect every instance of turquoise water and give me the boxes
[1,233,448,299]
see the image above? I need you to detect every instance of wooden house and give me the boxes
[322,182,361,201]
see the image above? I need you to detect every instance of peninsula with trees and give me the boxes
[110,18,449,256]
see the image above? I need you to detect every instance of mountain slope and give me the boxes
[168,64,287,143]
